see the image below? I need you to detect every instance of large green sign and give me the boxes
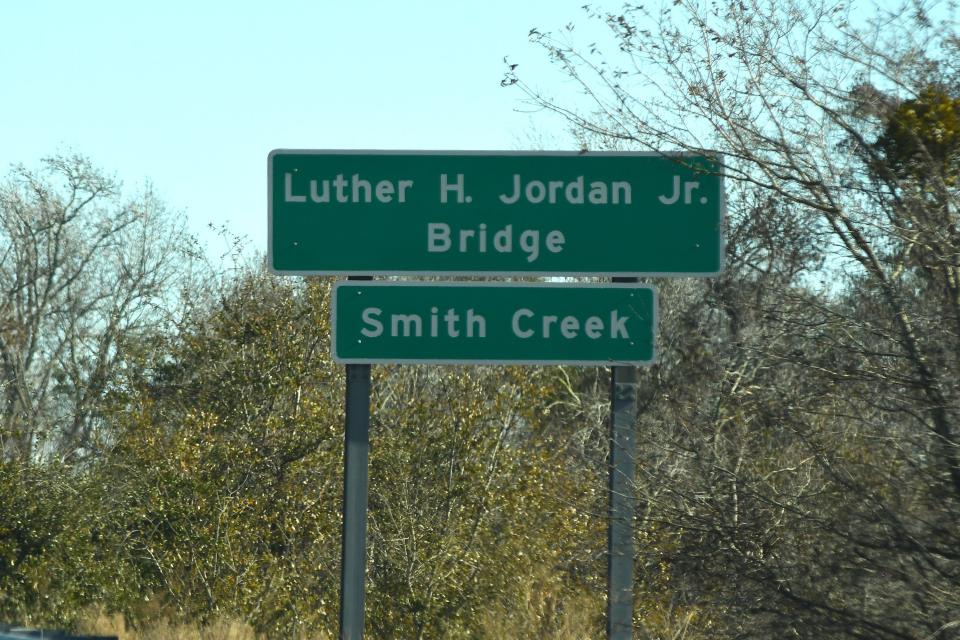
[269,150,723,276]
[332,282,657,365]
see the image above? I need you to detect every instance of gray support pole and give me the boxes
[339,280,373,640]
[608,278,639,640]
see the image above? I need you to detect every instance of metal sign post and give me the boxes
[608,276,639,639]
[339,280,372,640]
[608,363,639,639]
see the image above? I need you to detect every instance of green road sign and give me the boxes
[269,150,723,277]
[332,281,657,365]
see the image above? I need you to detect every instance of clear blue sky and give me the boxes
[1,1,605,257]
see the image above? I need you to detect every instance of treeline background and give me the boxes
[2,1,959,638]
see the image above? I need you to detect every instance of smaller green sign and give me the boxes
[332,282,657,366]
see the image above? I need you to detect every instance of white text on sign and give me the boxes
[359,307,632,340]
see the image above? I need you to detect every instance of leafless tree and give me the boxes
[508,0,960,636]
[0,154,195,462]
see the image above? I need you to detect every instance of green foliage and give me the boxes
[95,272,345,634]
[0,156,609,637]
[876,86,960,185]
[36,269,599,638]
[366,366,602,638]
